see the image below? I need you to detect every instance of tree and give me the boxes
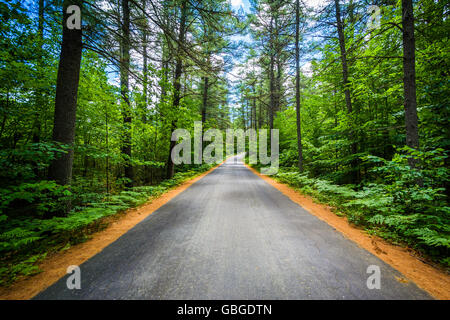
[294,0,303,172]
[120,0,133,187]
[48,0,83,187]
[166,0,188,179]
[401,0,420,168]
[333,0,358,183]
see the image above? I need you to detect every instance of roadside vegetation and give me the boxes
[0,161,214,286]
[238,0,448,269]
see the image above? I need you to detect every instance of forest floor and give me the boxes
[0,156,448,300]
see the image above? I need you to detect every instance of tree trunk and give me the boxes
[334,0,351,114]
[120,0,133,187]
[295,0,303,172]
[201,76,208,126]
[268,14,275,130]
[334,0,358,183]
[48,0,83,187]
[252,83,257,130]
[142,27,148,123]
[269,56,275,130]
[275,52,282,114]
[401,0,420,168]
[105,105,110,194]
[258,78,263,129]
[31,0,46,178]
[32,0,45,147]
[166,1,187,179]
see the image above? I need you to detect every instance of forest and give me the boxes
[0,0,448,287]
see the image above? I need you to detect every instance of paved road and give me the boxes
[35,156,431,299]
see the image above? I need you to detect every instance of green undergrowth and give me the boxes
[0,163,214,286]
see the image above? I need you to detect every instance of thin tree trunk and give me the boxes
[258,78,262,129]
[334,85,339,172]
[269,56,275,130]
[274,13,281,117]
[334,0,358,183]
[267,14,275,130]
[32,0,45,146]
[31,0,45,178]
[142,30,148,122]
[105,105,110,194]
[334,0,352,115]
[141,1,151,183]
[166,1,187,179]
[275,52,282,114]
[295,0,303,172]
[401,0,420,168]
[252,83,257,130]
[199,73,208,163]
[0,92,9,141]
[120,0,133,187]
[201,76,208,126]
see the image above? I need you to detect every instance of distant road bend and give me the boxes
[35,155,431,299]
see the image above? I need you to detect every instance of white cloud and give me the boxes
[230,0,243,7]
[301,61,313,77]
[304,0,328,10]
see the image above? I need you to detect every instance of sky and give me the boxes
[225,0,324,112]
[226,0,252,112]
[226,0,326,83]
[230,0,249,9]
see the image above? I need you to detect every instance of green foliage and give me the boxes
[0,253,46,286]
[0,163,214,286]
[0,142,68,186]
[0,180,71,217]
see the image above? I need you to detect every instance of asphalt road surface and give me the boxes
[35,155,431,299]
